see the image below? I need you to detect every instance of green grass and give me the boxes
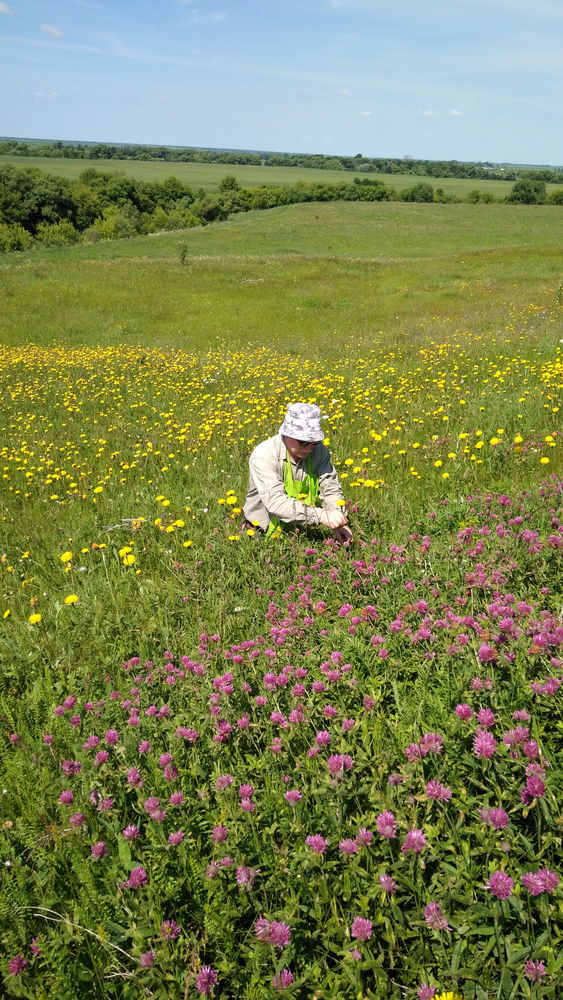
[1,202,561,353]
[0,192,561,1000]
[4,152,561,197]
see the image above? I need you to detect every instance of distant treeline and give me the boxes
[2,137,563,184]
[1,164,561,253]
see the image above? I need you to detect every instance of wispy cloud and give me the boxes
[421,109,437,117]
[41,24,63,38]
[450,108,462,116]
[0,32,103,56]
[360,110,372,117]
[0,3,14,13]
[34,90,58,100]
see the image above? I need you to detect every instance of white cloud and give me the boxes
[34,90,58,100]
[41,24,63,38]
[422,109,437,117]
[0,3,14,13]
[360,110,372,117]
[450,108,462,116]
[337,87,352,97]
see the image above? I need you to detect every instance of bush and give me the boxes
[507,179,547,204]
[0,222,34,252]
[35,220,80,246]
[141,206,201,234]
[399,182,434,203]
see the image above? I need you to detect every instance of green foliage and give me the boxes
[507,179,547,205]
[35,221,80,246]
[0,222,34,252]
[400,182,435,202]
[0,164,77,234]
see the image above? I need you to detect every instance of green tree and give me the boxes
[218,175,240,193]
[400,182,434,202]
[506,179,546,204]
[0,164,77,233]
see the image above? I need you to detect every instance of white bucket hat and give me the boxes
[280,402,324,442]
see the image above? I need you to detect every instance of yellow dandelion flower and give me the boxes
[246,529,255,536]
[28,613,42,624]
[540,456,549,464]
[118,546,132,557]
[183,540,193,548]
[3,609,11,619]
[60,551,73,563]
[93,486,104,494]
[64,594,79,605]
[122,554,136,566]
[434,460,443,468]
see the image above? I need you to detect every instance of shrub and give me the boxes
[35,220,80,246]
[399,182,434,202]
[0,222,34,252]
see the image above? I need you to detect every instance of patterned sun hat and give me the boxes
[279,402,324,442]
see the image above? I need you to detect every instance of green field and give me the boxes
[0,198,561,999]
[3,152,558,198]
[1,202,561,353]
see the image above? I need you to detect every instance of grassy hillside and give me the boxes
[1,202,561,353]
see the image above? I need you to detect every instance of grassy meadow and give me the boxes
[3,152,562,198]
[0,198,562,999]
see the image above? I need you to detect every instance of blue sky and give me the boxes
[1,0,561,164]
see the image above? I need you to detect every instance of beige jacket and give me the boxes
[243,434,345,531]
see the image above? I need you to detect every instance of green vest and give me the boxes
[266,453,320,538]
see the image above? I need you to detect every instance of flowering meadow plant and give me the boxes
[1,475,562,998]
[0,298,562,998]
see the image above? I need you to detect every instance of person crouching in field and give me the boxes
[242,402,353,542]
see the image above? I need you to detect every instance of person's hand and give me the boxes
[318,507,347,530]
[333,524,353,543]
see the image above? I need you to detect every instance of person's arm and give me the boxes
[314,445,352,539]
[314,444,345,510]
[249,450,321,526]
